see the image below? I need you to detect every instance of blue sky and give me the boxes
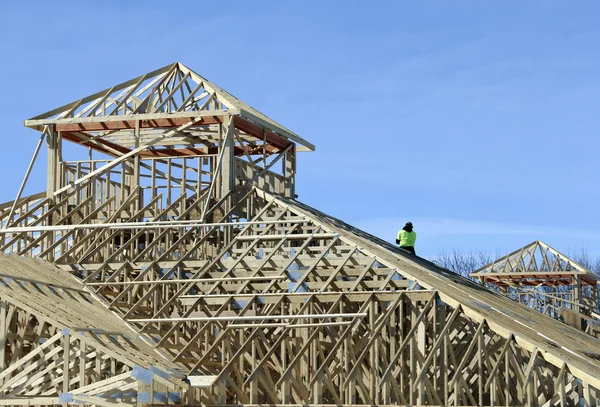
[1,1,599,260]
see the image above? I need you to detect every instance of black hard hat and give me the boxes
[405,221,413,227]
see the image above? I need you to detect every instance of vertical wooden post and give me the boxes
[220,115,235,200]
[151,159,157,201]
[417,307,426,406]
[573,275,584,331]
[62,330,70,406]
[559,371,566,407]
[398,299,405,397]
[441,305,449,405]
[574,276,582,313]
[134,120,142,211]
[0,301,6,370]
[79,339,86,387]
[149,376,155,405]
[47,126,58,202]
[181,157,187,197]
[167,158,172,206]
[410,301,416,405]
[120,162,127,205]
[95,350,102,381]
[478,327,484,406]
[369,298,377,402]
[583,381,597,407]
[220,116,234,243]
[343,332,350,404]
[281,337,290,403]
[505,343,510,406]
[347,334,356,404]
[283,144,296,198]
[45,127,63,215]
[218,335,227,404]
[57,131,63,193]
[596,282,599,315]
[250,340,258,403]
[196,156,202,199]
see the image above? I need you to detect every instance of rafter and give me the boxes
[1,63,598,406]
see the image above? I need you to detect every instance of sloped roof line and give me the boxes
[27,63,177,121]
[177,62,315,150]
[25,62,315,150]
[0,253,183,378]
[470,240,594,278]
[254,188,600,389]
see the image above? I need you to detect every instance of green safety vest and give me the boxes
[397,230,416,247]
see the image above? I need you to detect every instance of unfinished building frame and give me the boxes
[471,240,600,337]
[0,62,598,406]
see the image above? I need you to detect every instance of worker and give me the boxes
[396,221,416,255]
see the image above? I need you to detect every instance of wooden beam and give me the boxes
[61,131,131,156]
[233,116,291,150]
[138,145,253,158]
[55,116,222,132]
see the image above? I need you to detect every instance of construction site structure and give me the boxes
[0,62,599,406]
[471,240,600,337]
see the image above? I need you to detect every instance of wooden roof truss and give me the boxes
[471,240,600,336]
[24,62,314,152]
[2,188,600,405]
[471,240,596,286]
[0,65,598,406]
[0,254,189,406]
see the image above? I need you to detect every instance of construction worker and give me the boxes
[396,222,416,255]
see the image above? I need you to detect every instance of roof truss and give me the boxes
[24,62,314,151]
[3,187,600,405]
[470,240,597,285]
[0,254,188,405]
[1,62,599,405]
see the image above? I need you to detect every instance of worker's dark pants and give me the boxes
[400,246,416,255]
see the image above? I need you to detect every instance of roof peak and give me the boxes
[25,62,314,151]
[470,239,596,284]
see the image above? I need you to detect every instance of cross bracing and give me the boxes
[471,240,597,286]
[471,240,600,337]
[24,62,314,152]
[2,187,600,405]
[0,253,190,406]
[0,63,598,406]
